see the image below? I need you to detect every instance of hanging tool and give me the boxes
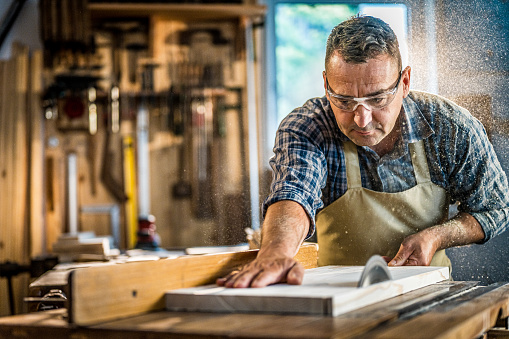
[122,135,138,249]
[172,129,192,198]
[100,130,128,203]
[39,0,91,67]
[134,62,161,250]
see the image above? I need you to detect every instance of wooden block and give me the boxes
[52,238,110,255]
[165,265,449,316]
[68,244,318,326]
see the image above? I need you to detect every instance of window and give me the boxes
[273,3,408,122]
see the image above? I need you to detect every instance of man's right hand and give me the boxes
[216,200,310,288]
[216,254,304,288]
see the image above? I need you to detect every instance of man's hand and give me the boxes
[388,230,438,266]
[216,200,310,288]
[388,212,485,267]
[216,255,304,288]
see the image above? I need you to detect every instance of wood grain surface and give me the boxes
[68,244,318,326]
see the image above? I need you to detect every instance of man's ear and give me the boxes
[322,70,328,92]
[402,66,411,98]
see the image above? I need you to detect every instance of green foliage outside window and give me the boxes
[275,4,358,122]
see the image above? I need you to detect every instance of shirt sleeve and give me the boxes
[446,114,509,242]
[262,109,328,239]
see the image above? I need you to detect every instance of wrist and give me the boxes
[421,226,443,252]
[258,240,300,259]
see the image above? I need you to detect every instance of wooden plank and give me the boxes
[13,43,30,315]
[0,43,30,316]
[2,53,15,265]
[357,283,509,339]
[29,49,45,257]
[0,58,7,316]
[68,244,318,326]
[165,265,449,317]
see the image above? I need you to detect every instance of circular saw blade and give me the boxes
[357,255,392,288]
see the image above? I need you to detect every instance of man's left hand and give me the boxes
[387,212,485,267]
[387,229,438,266]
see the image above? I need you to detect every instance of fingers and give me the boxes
[223,266,263,288]
[286,262,304,285]
[216,270,240,286]
[388,244,411,266]
[388,233,436,266]
[216,258,304,288]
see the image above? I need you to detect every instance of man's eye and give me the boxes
[368,97,386,105]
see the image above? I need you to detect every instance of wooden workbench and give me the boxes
[0,245,508,338]
[0,281,508,338]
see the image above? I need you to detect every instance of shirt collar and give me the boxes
[401,94,434,143]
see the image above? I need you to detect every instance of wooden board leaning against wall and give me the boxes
[0,44,43,317]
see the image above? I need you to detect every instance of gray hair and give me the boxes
[325,15,402,71]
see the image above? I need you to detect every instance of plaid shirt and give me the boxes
[263,90,509,241]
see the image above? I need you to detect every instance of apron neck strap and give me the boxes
[344,141,362,188]
[409,140,432,184]
[343,139,431,189]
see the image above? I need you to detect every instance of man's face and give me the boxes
[323,53,410,148]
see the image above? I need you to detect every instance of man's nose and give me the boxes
[353,103,373,128]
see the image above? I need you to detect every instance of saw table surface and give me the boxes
[1,281,508,339]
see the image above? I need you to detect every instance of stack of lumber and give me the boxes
[51,232,112,262]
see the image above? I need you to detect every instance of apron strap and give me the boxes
[409,140,432,184]
[344,141,362,189]
[344,139,432,189]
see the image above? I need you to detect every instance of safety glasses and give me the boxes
[325,71,402,112]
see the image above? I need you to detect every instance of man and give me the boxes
[217,15,509,288]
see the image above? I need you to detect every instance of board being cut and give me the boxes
[165,265,449,316]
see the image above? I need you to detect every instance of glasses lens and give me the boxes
[331,97,355,111]
[366,94,393,109]
[330,94,393,111]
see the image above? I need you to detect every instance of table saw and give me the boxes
[0,244,508,339]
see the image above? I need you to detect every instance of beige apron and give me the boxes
[316,140,451,271]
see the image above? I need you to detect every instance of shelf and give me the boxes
[89,3,266,21]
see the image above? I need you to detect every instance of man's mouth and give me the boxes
[353,129,374,135]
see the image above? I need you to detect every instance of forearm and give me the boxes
[390,212,485,266]
[258,200,310,258]
[217,200,310,287]
[430,212,485,250]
